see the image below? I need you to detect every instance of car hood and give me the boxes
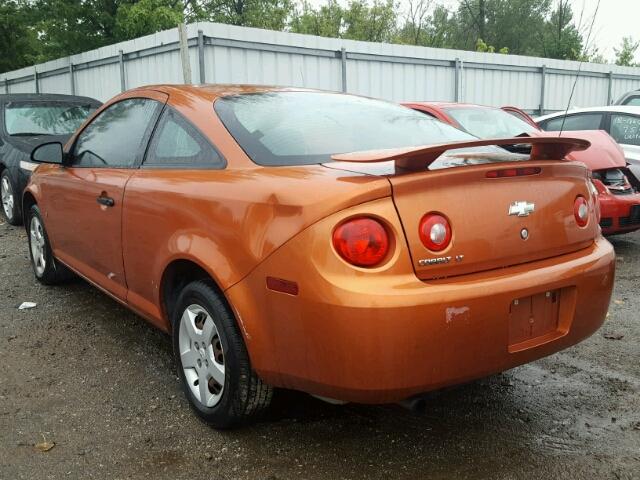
[525,130,626,170]
[6,134,72,155]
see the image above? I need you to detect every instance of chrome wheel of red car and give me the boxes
[178,304,226,408]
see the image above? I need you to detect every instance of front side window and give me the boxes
[610,114,640,146]
[4,102,96,136]
[215,92,475,166]
[145,108,225,168]
[72,98,160,168]
[444,107,537,139]
[542,113,603,132]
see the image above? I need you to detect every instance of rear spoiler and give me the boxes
[331,137,591,171]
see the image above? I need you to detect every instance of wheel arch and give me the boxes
[159,258,234,333]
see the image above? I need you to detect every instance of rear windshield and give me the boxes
[445,107,537,139]
[215,92,475,166]
[4,102,96,136]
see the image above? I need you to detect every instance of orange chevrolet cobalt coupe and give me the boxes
[25,85,615,428]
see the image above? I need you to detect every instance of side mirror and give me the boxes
[31,142,64,164]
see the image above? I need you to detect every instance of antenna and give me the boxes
[559,0,601,135]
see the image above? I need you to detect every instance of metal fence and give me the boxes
[3,22,640,114]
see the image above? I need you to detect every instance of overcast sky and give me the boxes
[309,0,640,63]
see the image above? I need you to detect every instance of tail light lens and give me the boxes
[419,213,452,251]
[332,217,389,267]
[574,196,589,227]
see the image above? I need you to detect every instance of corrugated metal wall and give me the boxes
[2,22,640,113]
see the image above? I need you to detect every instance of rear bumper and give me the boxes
[227,236,615,404]
[598,192,640,235]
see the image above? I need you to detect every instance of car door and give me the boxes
[42,92,167,300]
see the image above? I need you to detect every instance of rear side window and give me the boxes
[72,98,160,168]
[144,108,225,168]
[610,114,640,146]
[542,113,603,132]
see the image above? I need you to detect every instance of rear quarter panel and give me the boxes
[122,166,390,330]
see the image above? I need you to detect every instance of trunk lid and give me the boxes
[389,160,597,279]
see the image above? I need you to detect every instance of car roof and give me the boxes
[135,84,324,102]
[536,105,640,121]
[0,93,101,105]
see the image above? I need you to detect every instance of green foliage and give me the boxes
[540,0,582,60]
[115,0,184,40]
[0,0,41,72]
[290,0,397,43]
[203,0,294,30]
[614,37,640,67]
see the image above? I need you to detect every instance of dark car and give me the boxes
[0,94,101,225]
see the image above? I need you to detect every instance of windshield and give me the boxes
[4,102,96,136]
[445,107,536,139]
[215,92,475,166]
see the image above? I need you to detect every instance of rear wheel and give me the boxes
[27,205,74,284]
[1,170,20,225]
[172,280,273,429]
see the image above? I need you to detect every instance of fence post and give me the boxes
[69,62,75,95]
[178,23,192,84]
[454,58,461,102]
[607,71,614,105]
[539,65,547,115]
[340,47,347,93]
[34,69,39,93]
[3,78,7,94]
[198,30,206,84]
[119,50,126,92]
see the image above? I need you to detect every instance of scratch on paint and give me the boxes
[446,306,470,324]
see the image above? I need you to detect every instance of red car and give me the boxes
[404,102,640,236]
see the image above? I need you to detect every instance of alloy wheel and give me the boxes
[1,176,14,220]
[29,216,46,276]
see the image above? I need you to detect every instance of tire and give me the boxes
[172,280,273,429]
[27,205,74,285]
[1,170,21,226]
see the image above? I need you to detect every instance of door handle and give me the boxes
[97,194,115,207]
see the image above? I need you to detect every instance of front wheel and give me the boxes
[27,205,74,284]
[172,280,273,429]
[1,170,20,225]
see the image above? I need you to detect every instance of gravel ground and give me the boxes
[0,222,639,480]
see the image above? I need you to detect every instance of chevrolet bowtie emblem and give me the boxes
[508,201,535,217]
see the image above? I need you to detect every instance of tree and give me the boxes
[0,0,41,72]
[540,0,583,60]
[614,37,639,67]
[115,0,184,40]
[202,0,294,30]
[290,0,398,43]
[289,0,343,37]
[342,0,397,43]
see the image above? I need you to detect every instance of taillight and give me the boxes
[419,213,452,251]
[574,196,589,227]
[332,217,389,267]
